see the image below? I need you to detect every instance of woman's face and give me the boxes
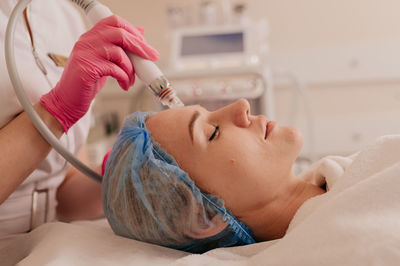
[146,99,303,217]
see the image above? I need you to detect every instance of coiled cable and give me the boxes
[5,0,102,182]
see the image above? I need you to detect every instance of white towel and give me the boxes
[288,135,400,231]
[298,154,355,190]
[288,152,355,231]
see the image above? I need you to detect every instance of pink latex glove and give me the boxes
[40,15,159,132]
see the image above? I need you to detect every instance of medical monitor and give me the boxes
[180,32,244,56]
[171,26,254,70]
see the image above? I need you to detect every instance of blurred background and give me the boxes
[88,0,400,170]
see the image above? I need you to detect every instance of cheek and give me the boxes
[203,159,265,213]
[186,154,238,199]
[196,152,256,199]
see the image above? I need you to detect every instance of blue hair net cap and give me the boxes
[102,112,255,253]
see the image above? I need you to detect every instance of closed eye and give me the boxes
[209,126,219,141]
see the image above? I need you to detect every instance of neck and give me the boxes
[241,173,325,241]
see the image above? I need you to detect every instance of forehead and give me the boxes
[145,105,200,153]
[146,105,198,129]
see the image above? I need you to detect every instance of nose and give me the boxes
[216,98,251,127]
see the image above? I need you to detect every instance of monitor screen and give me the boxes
[180,32,244,57]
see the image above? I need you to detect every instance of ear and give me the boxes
[184,214,228,239]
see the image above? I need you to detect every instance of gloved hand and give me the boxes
[40,15,159,132]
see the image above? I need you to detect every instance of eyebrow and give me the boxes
[188,110,200,144]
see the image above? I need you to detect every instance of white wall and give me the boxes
[94,0,400,157]
[97,0,400,64]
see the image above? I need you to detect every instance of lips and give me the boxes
[264,122,268,139]
[264,121,276,139]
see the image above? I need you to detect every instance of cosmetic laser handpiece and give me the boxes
[72,0,184,109]
[5,0,183,183]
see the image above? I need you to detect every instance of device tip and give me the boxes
[166,96,184,109]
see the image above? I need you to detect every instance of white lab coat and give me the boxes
[0,0,91,234]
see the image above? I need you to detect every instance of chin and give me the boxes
[282,126,304,156]
[283,126,303,142]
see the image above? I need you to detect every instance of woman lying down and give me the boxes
[101,99,399,254]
